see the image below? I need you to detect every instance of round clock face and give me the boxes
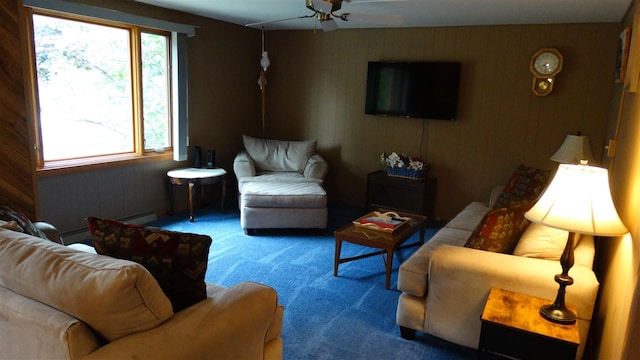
[534,52,561,76]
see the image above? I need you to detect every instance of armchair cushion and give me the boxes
[243,134,316,173]
[88,217,212,312]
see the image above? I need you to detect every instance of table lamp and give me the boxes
[524,163,628,324]
[550,133,593,164]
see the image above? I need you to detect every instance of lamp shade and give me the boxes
[550,134,594,164]
[524,164,627,236]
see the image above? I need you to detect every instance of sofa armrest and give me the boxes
[423,245,599,351]
[488,185,504,208]
[303,153,328,180]
[81,282,282,360]
[233,151,256,181]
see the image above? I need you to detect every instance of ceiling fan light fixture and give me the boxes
[317,13,331,22]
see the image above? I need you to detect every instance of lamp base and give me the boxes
[540,304,577,325]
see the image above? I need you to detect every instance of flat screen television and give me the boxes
[364,61,461,120]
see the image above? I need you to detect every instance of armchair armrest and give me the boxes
[303,153,328,180]
[81,282,282,360]
[233,151,256,181]
[34,221,64,244]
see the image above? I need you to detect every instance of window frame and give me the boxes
[24,8,176,174]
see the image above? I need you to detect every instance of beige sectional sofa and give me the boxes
[396,186,599,359]
[0,227,283,359]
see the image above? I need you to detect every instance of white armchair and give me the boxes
[233,135,328,234]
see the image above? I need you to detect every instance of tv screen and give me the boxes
[364,61,461,120]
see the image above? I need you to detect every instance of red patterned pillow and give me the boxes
[465,206,530,253]
[493,164,551,209]
[87,217,212,312]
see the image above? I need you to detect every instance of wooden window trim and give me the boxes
[24,8,174,173]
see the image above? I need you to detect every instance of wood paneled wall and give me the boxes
[594,2,640,358]
[267,24,621,219]
[0,0,37,219]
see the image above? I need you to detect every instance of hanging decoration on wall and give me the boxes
[258,28,270,136]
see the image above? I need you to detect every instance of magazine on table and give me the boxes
[353,211,410,232]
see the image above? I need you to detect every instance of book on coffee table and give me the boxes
[353,211,410,233]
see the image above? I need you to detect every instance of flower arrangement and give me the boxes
[380,152,427,180]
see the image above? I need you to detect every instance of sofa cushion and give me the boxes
[464,206,529,253]
[88,217,212,312]
[243,134,316,173]
[0,228,173,342]
[444,202,491,232]
[493,164,551,209]
[513,222,581,260]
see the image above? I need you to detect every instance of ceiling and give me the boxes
[133,0,632,31]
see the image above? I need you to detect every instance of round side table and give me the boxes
[167,167,227,222]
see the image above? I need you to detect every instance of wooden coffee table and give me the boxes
[333,210,428,290]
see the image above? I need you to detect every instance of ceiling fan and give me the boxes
[245,0,404,32]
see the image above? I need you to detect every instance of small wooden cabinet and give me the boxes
[365,170,436,217]
[479,288,580,360]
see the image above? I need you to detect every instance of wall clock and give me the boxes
[530,48,563,96]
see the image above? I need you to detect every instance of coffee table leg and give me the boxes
[384,248,394,290]
[334,239,343,277]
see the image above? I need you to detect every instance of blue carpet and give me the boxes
[148,203,475,360]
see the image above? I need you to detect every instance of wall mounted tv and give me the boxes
[364,61,461,120]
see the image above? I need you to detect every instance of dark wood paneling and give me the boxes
[268,24,620,219]
[0,0,37,219]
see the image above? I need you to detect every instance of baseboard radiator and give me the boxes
[61,211,158,245]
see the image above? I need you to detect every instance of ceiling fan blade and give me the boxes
[312,0,334,15]
[320,18,339,31]
[343,12,404,25]
[245,14,315,28]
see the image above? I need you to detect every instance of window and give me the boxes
[28,10,172,168]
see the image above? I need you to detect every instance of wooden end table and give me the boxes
[333,210,428,290]
[167,167,227,222]
[479,287,580,360]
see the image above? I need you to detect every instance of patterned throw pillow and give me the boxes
[465,206,530,253]
[87,217,212,312]
[493,164,551,209]
[0,203,48,240]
